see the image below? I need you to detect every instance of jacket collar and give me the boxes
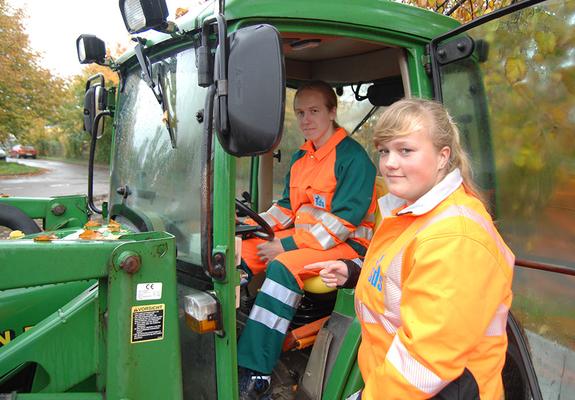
[300,127,347,161]
[378,169,463,217]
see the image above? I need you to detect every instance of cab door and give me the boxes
[429,1,575,399]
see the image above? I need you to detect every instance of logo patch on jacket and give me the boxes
[313,194,326,209]
[367,255,385,291]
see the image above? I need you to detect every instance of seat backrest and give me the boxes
[374,175,388,228]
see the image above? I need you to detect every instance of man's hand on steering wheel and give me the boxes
[256,238,285,263]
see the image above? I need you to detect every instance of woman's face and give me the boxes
[294,90,336,148]
[378,128,450,205]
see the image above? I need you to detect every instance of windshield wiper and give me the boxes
[134,39,177,148]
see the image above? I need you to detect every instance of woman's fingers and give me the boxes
[303,260,349,287]
[304,261,333,270]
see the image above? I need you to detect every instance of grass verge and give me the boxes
[0,160,41,176]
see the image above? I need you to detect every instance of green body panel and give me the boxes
[0,196,89,231]
[322,290,363,399]
[224,0,457,39]
[0,284,99,393]
[212,143,239,399]
[406,46,434,98]
[15,395,102,399]
[0,232,182,399]
[104,233,182,400]
[0,237,112,290]
[0,281,94,348]
[116,0,457,65]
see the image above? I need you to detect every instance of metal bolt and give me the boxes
[118,252,141,274]
[116,185,131,199]
[51,203,67,216]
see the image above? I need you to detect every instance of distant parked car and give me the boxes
[0,148,6,161]
[10,145,37,159]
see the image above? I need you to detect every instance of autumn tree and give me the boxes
[0,0,64,147]
[401,0,518,22]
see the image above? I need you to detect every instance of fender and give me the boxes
[0,204,41,234]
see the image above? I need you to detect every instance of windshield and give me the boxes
[111,47,206,265]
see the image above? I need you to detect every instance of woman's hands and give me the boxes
[256,238,285,263]
[304,260,349,287]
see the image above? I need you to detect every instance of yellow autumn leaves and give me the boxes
[6,220,125,241]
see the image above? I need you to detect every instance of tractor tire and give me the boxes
[0,204,41,234]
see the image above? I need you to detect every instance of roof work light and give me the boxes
[119,0,169,34]
[76,34,106,64]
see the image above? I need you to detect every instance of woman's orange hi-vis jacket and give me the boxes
[355,169,514,400]
[259,128,377,254]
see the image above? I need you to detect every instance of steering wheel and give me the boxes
[235,199,274,241]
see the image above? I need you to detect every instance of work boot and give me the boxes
[239,368,271,400]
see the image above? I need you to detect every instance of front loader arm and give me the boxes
[0,232,183,400]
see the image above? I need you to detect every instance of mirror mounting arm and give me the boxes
[200,85,226,282]
[88,110,113,216]
[85,73,105,93]
[198,13,227,89]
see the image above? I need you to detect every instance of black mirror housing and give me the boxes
[83,75,107,138]
[76,34,106,64]
[215,24,285,157]
[119,0,169,34]
[367,77,405,107]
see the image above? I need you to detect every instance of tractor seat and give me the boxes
[303,276,335,294]
[302,176,388,295]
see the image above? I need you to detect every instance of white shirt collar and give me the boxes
[378,169,463,217]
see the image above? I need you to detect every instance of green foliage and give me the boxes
[0,160,40,176]
[0,0,65,147]
[0,0,118,164]
[481,2,574,224]
[55,66,119,164]
[402,0,516,22]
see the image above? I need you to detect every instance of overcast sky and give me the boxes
[8,0,201,78]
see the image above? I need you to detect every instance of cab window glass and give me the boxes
[437,0,574,396]
[112,47,206,265]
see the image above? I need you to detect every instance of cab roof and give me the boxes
[116,0,458,65]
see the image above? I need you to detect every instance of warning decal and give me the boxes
[131,304,165,343]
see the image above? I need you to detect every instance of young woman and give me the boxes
[237,81,377,399]
[308,98,514,400]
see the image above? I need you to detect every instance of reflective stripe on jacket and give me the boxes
[260,128,377,252]
[355,169,514,400]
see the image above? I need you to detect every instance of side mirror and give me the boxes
[83,74,107,138]
[76,34,106,64]
[215,24,285,157]
[367,76,405,107]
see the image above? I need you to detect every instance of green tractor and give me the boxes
[1,0,573,399]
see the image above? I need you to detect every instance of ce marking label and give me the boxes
[136,282,163,301]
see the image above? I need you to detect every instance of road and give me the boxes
[0,158,110,199]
